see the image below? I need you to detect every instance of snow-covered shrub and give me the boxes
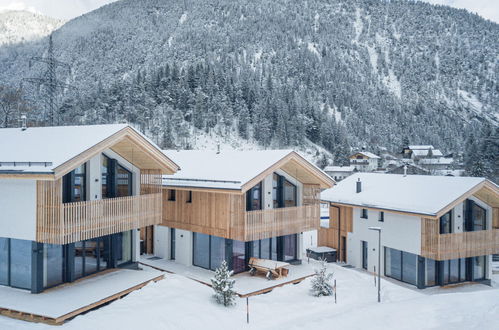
[210,260,236,306]
[311,258,334,297]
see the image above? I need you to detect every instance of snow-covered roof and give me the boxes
[163,149,332,190]
[408,145,435,150]
[0,124,128,173]
[0,124,178,175]
[324,166,355,173]
[418,158,454,165]
[321,173,488,216]
[350,151,380,159]
[412,149,443,157]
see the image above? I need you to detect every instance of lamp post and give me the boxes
[368,226,382,303]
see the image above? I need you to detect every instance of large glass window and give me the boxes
[74,241,84,279]
[102,155,110,199]
[473,256,486,280]
[260,238,270,259]
[193,233,210,269]
[210,236,225,271]
[272,174,280,208]
[0,238,8,286]
[464,200,487,232]
[117,231,132,265]
[9,239,32,289]
[84,239,98,275]
[246,182,262,211]
[425,258,437,287]
[250,240,260,258]
[232,240,246,273]
[271,237,278,261]
[73,164,86,202]
[283,234,297,261]
[439,211,452,234]
[43,244,63,288]
[283,180,297,208]
[449,259,459,283]
[402,251,418,285]
[117,165,132,197]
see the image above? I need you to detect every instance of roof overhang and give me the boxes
[241,151,335,193]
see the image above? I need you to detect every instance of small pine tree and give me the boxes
[211,260,236,306]
[311,258,334,297]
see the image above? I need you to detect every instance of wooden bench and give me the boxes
[248,257,290,280]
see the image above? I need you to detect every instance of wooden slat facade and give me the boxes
[36,171,163,244]
[421,217,499,260]
[244,204,319,241]
[162,187,321,242]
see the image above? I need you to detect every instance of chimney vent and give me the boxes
[356,178,362,193]
[216,143,220,154]
[20,115,27,131]
[403,164,408,177]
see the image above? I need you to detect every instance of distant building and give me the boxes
[387,163,430,175]
[324,165,355,181]
[349,151,380,172]
[402,145,443,160]
[418,157,454,172]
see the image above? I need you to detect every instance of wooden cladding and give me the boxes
[318,205,353,261]
[140,169,162,195]
[36,178,162,244]
[162,189,319,241]
[421,218,499,260]
[493,208,499,229]
[244,204,319,241]
[303,184,321,206]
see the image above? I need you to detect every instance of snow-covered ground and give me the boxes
[1,261,497,330]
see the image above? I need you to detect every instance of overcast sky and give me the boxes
[0,0,498,23]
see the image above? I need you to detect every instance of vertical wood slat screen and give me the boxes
[303,184,321,206]
[140,169,162,195]
[244,204,319,241]
[421,217,499,260]
[36,179,162,245]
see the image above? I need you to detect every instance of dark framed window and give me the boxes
[272,174,281,208]
[101,155,110,199]
[168,189,176,201]
[379,211,384,222]
[117,165,132,197]
[186,191,192,203]
[246,182,262,211]
[63,163,87,203]
[472,256,486,280]
[465,200,486,232]
[361,209,368,219]
[170,228,176,260]
[439,210,452,234]
[283,180,297,208]
[384,247,418,286]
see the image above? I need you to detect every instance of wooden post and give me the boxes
[246,297,249,324]
[334,279,337,304]
[374,266,376,286]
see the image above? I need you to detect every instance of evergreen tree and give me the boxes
[310,258,334,297]
[210,260,236,307]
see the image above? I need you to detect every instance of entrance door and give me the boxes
[362,241,368,270]
[140,226,154,255]
[341,236,347,262]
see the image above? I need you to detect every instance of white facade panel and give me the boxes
[154,225,170,259]
[0,179,37,241]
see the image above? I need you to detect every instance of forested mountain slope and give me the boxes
[0,0,497,164]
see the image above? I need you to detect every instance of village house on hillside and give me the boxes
[349,151,380,172]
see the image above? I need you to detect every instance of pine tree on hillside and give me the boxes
[311,258,334,297]
[211,260,236,307]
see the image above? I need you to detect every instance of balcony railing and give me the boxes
[243,204,319,241]
[421,218,499,260]
[37,193,162,244]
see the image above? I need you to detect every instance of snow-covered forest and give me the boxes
[0,0,497,178]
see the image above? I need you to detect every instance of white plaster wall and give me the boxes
[154,225,169,259]
[262,175,273,210]
[174,229,193,266]
[347,208,421,273]
[87,154,101,201]
[132,229,140,262]
[0,179,37,241]
[452,202,464,233]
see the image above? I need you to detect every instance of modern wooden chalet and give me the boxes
[0,124,179,293]
[152,150,334,273]
[320,173,499,288]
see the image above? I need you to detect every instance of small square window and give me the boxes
[168,189,176,201]
[379,211,384,222]
[186,191,192,203]
[361,209,368,219]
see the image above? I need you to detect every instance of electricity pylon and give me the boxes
[22,33,75,125]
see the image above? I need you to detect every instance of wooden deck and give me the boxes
[0,267,164,325]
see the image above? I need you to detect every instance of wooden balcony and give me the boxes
[421,218,499,260]
[243,204,320,241]
[37,190,162,245]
